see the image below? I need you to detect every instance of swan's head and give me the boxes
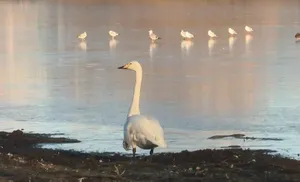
[118,61,142,72]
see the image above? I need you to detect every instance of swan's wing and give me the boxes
[127,115,167,148]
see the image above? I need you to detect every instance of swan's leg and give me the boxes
[132,148,136,158]
[148,148,154,162]
[150,148,154,155]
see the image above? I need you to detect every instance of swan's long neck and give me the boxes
[128,68,142,117]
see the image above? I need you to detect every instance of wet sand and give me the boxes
[0,130,299,182]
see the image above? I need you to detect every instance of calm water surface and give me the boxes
[0,0,300,158]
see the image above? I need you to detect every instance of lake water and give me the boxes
[0,0,299,159]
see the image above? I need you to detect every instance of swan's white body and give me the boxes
[181,30,194,39]
[123,115,167,150]
[245,26,253,32]
[228,28,237,35]
[78,32,87,40]
[118,61,167,157]
[208,30,217,38]
[109,30,119,39]
[148,30,161,42]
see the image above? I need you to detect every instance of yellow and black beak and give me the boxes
[118,64,128,69]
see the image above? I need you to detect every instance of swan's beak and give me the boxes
[118,64,127,69]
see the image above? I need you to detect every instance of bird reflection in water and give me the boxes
[229,36,237,52]
[109,39,118,50]
[79,41,87,51]
[208,39,216,56]
[149,42,157,59]
[245,34,253,54]
[181,40,193,55]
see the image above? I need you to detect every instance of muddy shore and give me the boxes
[0,130,299,182]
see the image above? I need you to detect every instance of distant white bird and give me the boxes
[109,30,119,39]
[180,30,194,40]
[228,28,237,36]
[208,30,217,38]
[148,30,161,42]
[77,32,87,41]
[245,26,253,33]
[118,61,167,159]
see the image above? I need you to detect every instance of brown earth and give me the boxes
[0,130,299,182]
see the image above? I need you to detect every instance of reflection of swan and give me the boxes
[181,40,193,55]
[149,43,157,59]
[228,28,237,36]
[79,41,87,50]
[77,32,87,41]
[208,39,216,55]
[118,61,167,159]
[229,37,237,51]
[109,39,118,49]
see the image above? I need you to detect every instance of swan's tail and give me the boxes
[159,141,167,148]
[156,138,167,148]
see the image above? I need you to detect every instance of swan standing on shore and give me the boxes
[148,30,161,42]
[109,30,119,39]
[228,28,237,36]
[118,61,167,159]
[78,32,87,41]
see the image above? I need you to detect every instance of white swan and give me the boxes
[109,30,119,39]
[148,30,161,42]
[228,28,237,36]
[208,30,217,38]
[78,32,87,41]
[118,61,167,159]
[245,26,253,33]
